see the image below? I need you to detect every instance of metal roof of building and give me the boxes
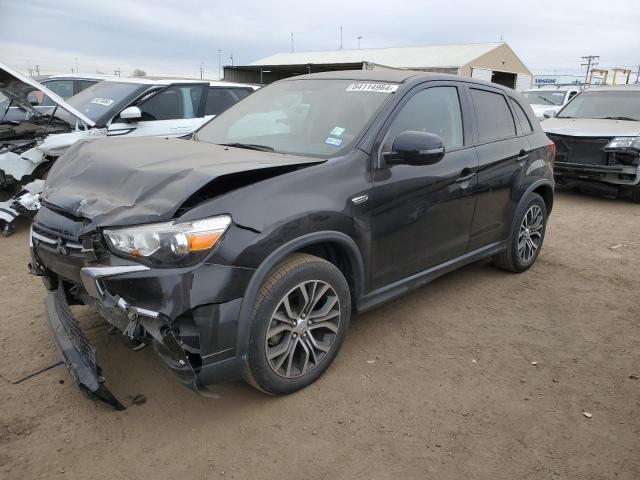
[250,42,505,69]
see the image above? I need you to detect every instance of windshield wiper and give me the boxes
[598,116,638,122]
[220,142,276,152]
[537,97,555,105]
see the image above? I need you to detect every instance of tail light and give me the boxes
[548,142,556,162]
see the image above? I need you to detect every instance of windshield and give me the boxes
[195,79,397,157]
[55,81,148,125]
[523,90,567,106]
[557,90,640,120]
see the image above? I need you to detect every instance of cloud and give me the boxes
[0,0,638,78]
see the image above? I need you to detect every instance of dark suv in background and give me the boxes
[30,71,554,408]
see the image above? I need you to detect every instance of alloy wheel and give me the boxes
[517,205,544,264]
[265,280,341,378]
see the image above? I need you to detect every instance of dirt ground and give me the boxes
[0,190,638,480]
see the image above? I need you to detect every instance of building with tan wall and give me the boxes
[224,42,532,90]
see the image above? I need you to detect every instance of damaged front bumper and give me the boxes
[31,216,254,409]
[45,285,126,410]
[554,162,640,193]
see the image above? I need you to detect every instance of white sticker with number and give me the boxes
[90,97,114,106]
[346,83,399,93]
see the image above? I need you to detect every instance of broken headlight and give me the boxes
[603,137,640,155]
[103,215,231,266]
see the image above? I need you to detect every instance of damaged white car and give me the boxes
[543,85,640,202]
[0,62,258,235]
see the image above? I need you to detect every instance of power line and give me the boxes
[580,55,599,83]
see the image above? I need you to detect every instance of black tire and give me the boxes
[493,193,548,273]
[245,253,351,395]
[631,190,640,204]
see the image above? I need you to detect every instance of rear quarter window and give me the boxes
[509,98,534,134]
[470,88,517,143]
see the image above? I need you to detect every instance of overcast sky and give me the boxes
[0,0,638,79]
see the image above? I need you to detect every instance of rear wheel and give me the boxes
[245,253,351,395]
[493,193,547,273]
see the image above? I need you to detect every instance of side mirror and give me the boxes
[120,106,142,121]
[384,131,445,166]
[543,110,556,119]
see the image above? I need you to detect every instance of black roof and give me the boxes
[284,69,516,93]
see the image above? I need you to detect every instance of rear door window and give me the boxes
[205,87,253,116]
[470,88,517,143]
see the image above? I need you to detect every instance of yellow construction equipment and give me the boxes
[588,68,608,85]
[610,68,631,85]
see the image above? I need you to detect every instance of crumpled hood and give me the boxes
[41,136,323,227]
[543,117,640,137]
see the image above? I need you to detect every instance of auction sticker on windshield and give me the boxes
[346,83,399,93]
[90,97,115,106]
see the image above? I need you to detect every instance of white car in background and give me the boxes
[542,85,640,203]
[522,86,581,120]
[1,73,116,122]
[0,63,258,234]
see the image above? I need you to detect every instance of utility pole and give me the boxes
[200,62,204,79]
[339,26,343,50]
[581,55,599,83]
[357,36,363,49]
[634,65,640,84]
[114,67,121,77]
[230,54,234,67]
[75,57,79,73]
[218,49,222,79]
[35,65,40,75]
[291,32,294,53]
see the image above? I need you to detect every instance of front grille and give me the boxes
[56,286,98,374]
[547,134,612,166]
[32,223,83,252]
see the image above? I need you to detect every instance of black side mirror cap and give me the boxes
[384,131,445,167]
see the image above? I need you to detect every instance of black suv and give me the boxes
[30,71,554,408]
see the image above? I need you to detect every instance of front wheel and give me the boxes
[245,253,351,395]
[493,193,548,273]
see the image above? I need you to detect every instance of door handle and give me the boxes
[455,172,477,185]
[517,150,529,161]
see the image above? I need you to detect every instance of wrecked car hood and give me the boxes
[0,62,95,127]
[42,137,324,227]
[543,117,640,137]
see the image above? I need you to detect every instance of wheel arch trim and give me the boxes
[522,179,554,214]
[234,231,365,356]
